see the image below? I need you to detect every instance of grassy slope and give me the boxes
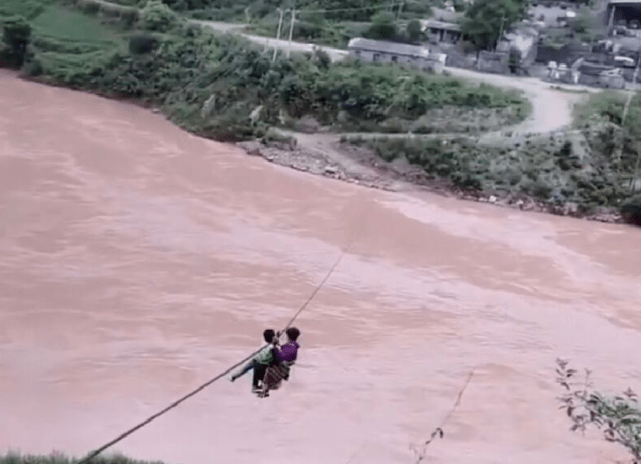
[31,5,118,39]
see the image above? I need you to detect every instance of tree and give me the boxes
[452,0,467,12]
[621,194,641,226]
[0,15,31,69]
[407,19,422,43]
[365,12,397,41]
[461,0,528,53]
[139,0,181,32]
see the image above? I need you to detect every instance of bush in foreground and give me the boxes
[556,359,641,463]
[0,453,167,464]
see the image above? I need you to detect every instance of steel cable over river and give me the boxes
[1,70,641,464]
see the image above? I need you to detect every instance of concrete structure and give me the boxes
[578,61,626,87]
[547,60,581,83]
[421,19,463,44]
[419,7,464,44]
[347,38,445,72]
[497,27,540,66]
[476,51,510,73]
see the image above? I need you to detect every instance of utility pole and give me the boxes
[495,14,506,53]
[621,53,640,127]
[622,45,641,191]
[273,8,287,62]
[633,142,641,193]
[287,5,296,58]
[396,0,404,20]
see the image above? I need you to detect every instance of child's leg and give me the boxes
[232,359,257,381]
[252,363,268,390]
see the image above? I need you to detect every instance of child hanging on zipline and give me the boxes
[257,327,300,398]
[230,329,276,393]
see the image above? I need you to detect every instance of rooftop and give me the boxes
[348,38,430,57]
[421,19,462,32]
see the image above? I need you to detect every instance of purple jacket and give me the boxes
[274,341,299,363]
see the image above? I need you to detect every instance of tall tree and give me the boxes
[461,0,528,53]
[407,19,422,43]
[365,11,397,41]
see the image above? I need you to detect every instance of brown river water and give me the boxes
[1,70,641,464]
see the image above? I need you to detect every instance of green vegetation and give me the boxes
[0,15,32,68]
[574,90,641,140]
[243,5,432,49]
[181,0,433,22]
[556,359,641,462]
[342,90,641,221]
[0,454,164,464]
[461,0,528,53]
[0,0,58,20]
[346,125,638,218]
[621,194,641,225]
[0,0,529,143]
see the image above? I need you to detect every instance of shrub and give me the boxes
[556,359,641,462]
[139,0,180,32]
[128,34,158,54]
[21,57,43,75]
[365,12,397,40]
[620,194,641,226]
[83,1,100,15]
[0,15,31,69]
[407,19,422,43]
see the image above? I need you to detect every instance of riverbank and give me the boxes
[3,2,638,225]
[237,130,624,224]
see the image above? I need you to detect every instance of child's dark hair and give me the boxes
[285,327,300,341]
[263,329,276,343]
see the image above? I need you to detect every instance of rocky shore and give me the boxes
[236,134,623,224]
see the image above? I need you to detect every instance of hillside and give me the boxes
[103,0,437,21]
[0,0,528,143]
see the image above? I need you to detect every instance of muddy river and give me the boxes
[1,70,640,464]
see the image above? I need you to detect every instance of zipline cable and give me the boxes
[75,244,352,464]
